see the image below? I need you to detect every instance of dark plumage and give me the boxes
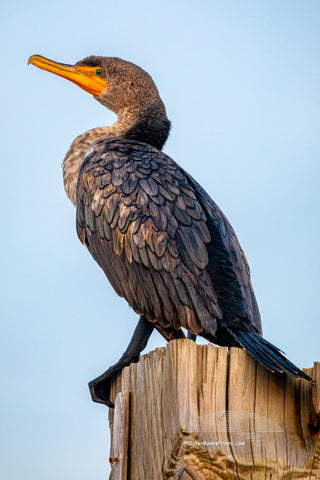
[29,54,312,406]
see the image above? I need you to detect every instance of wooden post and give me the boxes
[108,339,320,479]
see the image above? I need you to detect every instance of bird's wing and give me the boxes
[76,137,260,339]
[182,170,262,334]
[76,138,222,339]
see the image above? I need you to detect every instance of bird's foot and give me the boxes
[187,331,197,341]
[89,316,155,407]
[89,369,114,408]
[89,360,134,408]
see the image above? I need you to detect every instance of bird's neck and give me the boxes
[63,102,170,205]
[119,102,171,151]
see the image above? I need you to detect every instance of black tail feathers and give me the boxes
[232,329,313,382]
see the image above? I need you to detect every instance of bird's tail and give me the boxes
[231,329,313,381]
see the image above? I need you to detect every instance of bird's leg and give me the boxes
[187,332,197,341]
[89,315,154,407]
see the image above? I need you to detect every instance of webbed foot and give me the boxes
[89,361,133,407]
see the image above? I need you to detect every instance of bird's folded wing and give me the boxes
[182,170,262,334]
[75,138,223,336]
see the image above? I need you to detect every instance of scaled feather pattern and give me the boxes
[76,138,261,342]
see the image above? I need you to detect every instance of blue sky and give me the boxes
[1,1,320,478]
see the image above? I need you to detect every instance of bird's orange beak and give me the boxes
[28,54,108,97]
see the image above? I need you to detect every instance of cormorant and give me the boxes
[28,54,312,407]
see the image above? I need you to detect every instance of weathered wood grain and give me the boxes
[108,340,320,479]
[109,390,130,480]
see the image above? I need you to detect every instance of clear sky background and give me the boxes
[1,1,319,479]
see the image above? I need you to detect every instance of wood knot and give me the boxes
[308,412,320,435]
[109,456,119,465]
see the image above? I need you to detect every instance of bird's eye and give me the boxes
[95,68,103,76]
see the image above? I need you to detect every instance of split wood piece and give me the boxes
[109,390,130,480]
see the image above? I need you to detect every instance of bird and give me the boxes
[28,54,312,407]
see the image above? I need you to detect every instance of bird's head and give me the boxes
[28,54,163,117]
